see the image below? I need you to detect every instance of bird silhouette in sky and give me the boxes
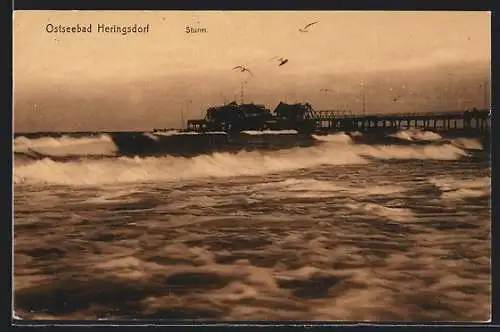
[278,58,289,66]
[320,88,331,94]
[232,65,254,76]
[299,21,319,33]
[271,57,289,66]
[392,96,402,102]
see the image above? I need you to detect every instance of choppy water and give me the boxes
[13,130,491,322]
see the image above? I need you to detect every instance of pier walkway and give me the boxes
[308,108,491,133]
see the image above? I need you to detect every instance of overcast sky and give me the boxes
[13,11,491,132]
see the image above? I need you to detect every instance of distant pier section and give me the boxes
[311,108,491,133]
[179,101,490,135]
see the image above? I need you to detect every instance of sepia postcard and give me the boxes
[13,10,491,322]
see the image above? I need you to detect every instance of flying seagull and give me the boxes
[270,56,289,66]
[278,58,289,66]
[392,96,402,103]
[232,65,253,76]
[299,21,319,33]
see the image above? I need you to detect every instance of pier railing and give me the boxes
[312,109,490,120]
[312,108,490,132]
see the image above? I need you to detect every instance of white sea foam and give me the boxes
[152,130,227,136]
[13,134,117,157]
[346,202,415,222]
[356,143,469,160]
[429,176,490,200]
[390,129,442,142]
[252,178,406,199]
[312,133,353,144]
[14,139,470,186]
[241,130,298,135]
[450,138,484,151]
[143,133,160,141]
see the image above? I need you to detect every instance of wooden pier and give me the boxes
[184,101,490,135]
[309,108,491,133]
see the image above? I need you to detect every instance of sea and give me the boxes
[13,129,491,322]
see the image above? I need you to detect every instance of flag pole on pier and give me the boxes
[478,81,489,110]
[240,81,246,104]
[180,104,185,129]
[361,81,366,116]
[484,80,489,110]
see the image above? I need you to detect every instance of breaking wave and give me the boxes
[13,130,482,162]
[14,136,471,186]
[312,133,353,144]
[13,135,117,158]
[241,130,299,135]
[429,176,490,200]
[386,129,484,151]
[346,202,415,223]
[153,130,227,136]
[390,129,442,142]
[449,138,484,151]
[251,178,406,199]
